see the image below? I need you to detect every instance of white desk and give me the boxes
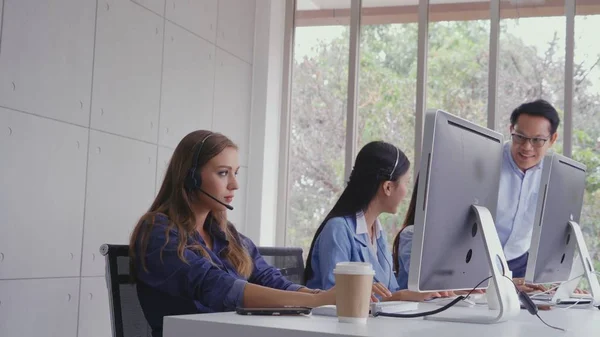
[163,304,600,337]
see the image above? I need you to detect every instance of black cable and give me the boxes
[461,276,493,299]
[501,274,566,332]
[374,273,565,331]
[372,276,492,318]
[501,274,520,292]
[535,313,565,332]
[372,295,466,318]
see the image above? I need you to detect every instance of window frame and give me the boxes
[276,0,579,246]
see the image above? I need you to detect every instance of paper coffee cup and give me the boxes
[333,262,375,323]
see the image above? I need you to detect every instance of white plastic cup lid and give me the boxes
[333,262,375,276]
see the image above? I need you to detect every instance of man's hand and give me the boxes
[513,277,546,293]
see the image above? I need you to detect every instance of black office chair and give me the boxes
[100,244,152,337]
[257,247,305,285]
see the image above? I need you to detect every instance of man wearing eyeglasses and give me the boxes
[497,99,560,285]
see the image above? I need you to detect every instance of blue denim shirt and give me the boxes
[134,213,302,336]
[305,214,399,293]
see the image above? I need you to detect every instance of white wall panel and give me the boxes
[0,0,261,335]
[132,0,166,16]
[91,0,163,143]
[77,277,111,337]
[0,0,95,126]
[82,131,156,276]
[0,108,87,279]
[216,0,256,63]
[165,0,218,43]
[0,0,3,38]
[213,48,253,166]
[159,22,215,148]
[0,278,79,337]
[156,146,175,195]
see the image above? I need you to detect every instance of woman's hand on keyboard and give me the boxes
[370,282,393,302]
[455,289,485,296]
[392,290,452,302]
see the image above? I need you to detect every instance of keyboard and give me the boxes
[312,301,419,317]
[426,296,476,307]
[372,301,419,313]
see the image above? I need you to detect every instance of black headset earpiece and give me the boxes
[183,132,234,211]
[184,168,199,191]
[184,133,213,192]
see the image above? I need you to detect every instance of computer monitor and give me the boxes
[525,152,600,305]
[525,153,586,284]
[408,109,520,323]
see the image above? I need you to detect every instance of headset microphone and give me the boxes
[199,188,234,210]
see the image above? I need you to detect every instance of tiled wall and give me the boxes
[0,0,257,336]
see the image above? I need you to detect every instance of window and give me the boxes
[283,0,600,273]
[427,0,490,128]
[357,0,419,242]
[573,4,600,272]
[286,0,350,256]
[497,0,566,148]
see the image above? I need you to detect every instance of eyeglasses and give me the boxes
[511,133,549,148]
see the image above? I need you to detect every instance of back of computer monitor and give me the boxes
[408,109,504,292]
[525,153,586,284]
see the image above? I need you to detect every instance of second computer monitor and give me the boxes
[408,109,504,292]
[525,153,587,284]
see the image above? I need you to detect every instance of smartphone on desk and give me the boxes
[235,306,312,316]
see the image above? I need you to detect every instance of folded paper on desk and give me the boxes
[312,301,419,317]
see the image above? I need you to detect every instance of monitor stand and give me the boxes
[551,221,600,306]
[425,205,521,324]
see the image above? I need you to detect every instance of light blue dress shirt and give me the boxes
[496,142,543,261]
[355,211,383,257]
[306,212,400,292]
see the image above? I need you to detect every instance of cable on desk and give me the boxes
[372,276,492,319]
[373,273,568,331]
[530,274,584,299]
[535,313,565,332]
[559,298,587,311]
[501,275,565,332]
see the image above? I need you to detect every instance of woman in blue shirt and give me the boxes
[130,130,334,337]
[304,141,442,302]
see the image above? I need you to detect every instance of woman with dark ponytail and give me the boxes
[304,141,443,302]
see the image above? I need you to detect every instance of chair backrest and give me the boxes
[257,247,305,285]
[100,244,152,337]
